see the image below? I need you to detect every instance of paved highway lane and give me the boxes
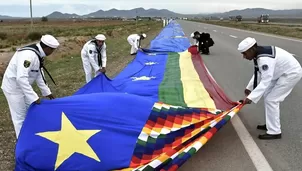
[177,20,302,171]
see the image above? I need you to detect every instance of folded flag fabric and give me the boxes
[15,20,243,171]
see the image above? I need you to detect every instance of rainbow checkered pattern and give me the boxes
[118,102,243,171]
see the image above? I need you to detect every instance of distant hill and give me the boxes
[46,8,302,19]
[1,8,302,19]
[206,8,302,18]
[47,11,80,18]
[0,15,13,19]
[83,7,180,18]
[46,8,181,18]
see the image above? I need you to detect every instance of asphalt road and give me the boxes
[177,20,302,171]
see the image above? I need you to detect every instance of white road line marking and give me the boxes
[232,116,273,171]
[213,30,217,32]
[230,35,237,38]
[204,64,274,171]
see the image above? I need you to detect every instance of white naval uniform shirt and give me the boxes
[1,43,51,104]
[127,34,141,50]
[246,46,302,103]
[81,40,107,71]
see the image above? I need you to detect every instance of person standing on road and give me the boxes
[1,34,60,138]
[238,37,302,140]
[127,33,146,55]
[81,34,107,83]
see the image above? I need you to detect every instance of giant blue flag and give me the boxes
[15,20,243,171]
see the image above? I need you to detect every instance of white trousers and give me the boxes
[127,39,138,55]
[81,54,99,83]
[263,69,302,134]
[3,90,31,138]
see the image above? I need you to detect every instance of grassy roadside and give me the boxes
[0,20,162,170]
[190,20,302,39]
[0,20,137,49]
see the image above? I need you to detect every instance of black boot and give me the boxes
[258,133,282,140]
[205,47,209,54]
[257,124,267,131]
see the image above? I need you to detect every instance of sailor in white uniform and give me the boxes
[81,34,107,83]
[1,34,60,138]
[238,37,302,139]
[127,33,146,55]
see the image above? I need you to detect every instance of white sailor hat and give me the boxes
[238,37,257,53]
[41,34,60,49]
[190,32,195,38]
[141,33,147,38]
[95,34,106,41]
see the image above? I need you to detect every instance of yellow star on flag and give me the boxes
[36,112,101,170]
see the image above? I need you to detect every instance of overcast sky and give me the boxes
[1,0,302,17]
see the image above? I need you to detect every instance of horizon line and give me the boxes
[1,7,302,18]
